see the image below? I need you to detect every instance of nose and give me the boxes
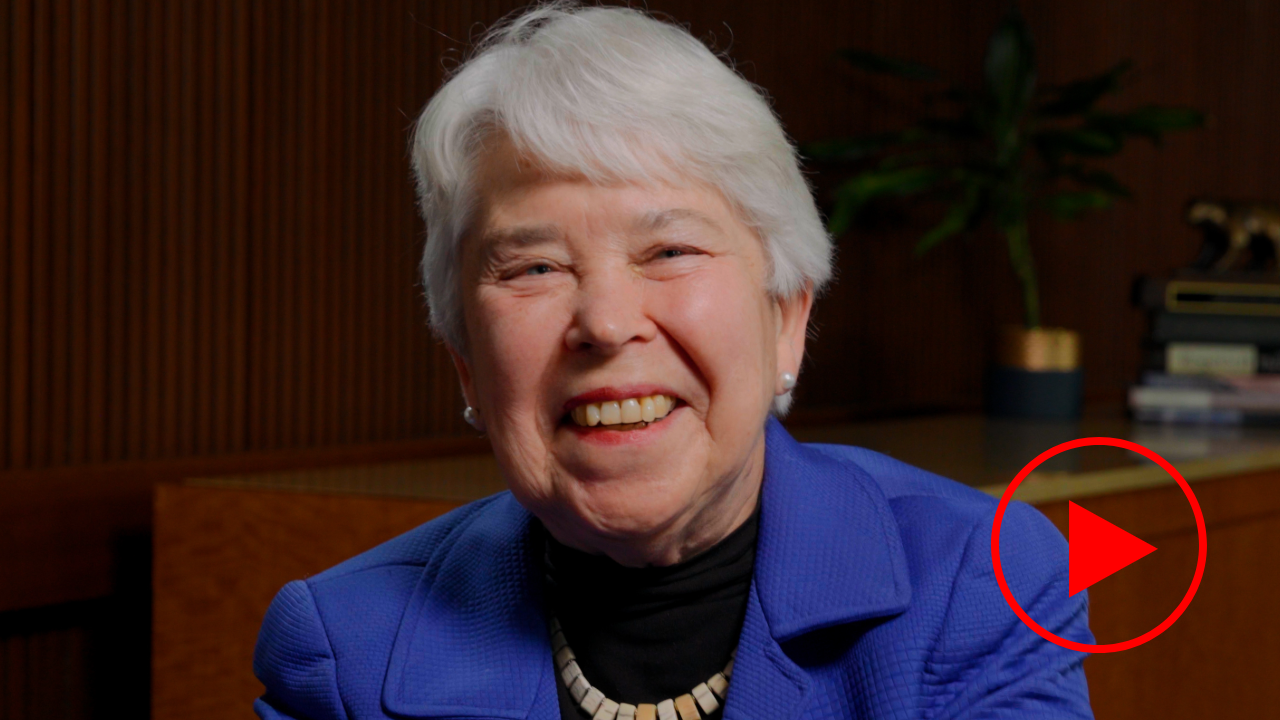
[564,265,657,354]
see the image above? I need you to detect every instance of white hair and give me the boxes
[410,2,833,414]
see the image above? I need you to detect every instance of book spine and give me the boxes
[1151,311,1280,345]
[1132,407,1245,425]
[1165,343,1257,375]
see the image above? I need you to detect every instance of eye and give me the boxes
[522,263,554,276]
[652,245,701,261]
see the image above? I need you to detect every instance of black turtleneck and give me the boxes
[542,505,759,720]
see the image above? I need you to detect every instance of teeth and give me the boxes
[569,395,677,427]
[620,398,642,423]
[600,401,621,425]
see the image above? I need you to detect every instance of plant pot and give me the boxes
[984,326,1083,420]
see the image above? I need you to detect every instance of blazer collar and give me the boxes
[382,417,911,718]
[753,415,912,641]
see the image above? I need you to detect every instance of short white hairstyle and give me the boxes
[410,2,833,414]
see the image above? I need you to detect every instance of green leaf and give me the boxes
[839,49,940,80]
[1043,190,1114,219]
[983,7,1037,125]
[826,166,944,236]
[1125,105,1205,131]
[916,181,985,255]
[1092,105,1206,143]
[1037,60,1132,117]
[1033,127,1124,161]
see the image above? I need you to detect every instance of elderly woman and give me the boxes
[253,5,1093,720]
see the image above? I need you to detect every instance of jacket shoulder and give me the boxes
[253,493,514,719]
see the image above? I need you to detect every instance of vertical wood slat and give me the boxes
[8,0,30,469]
[27,0,48,469]
[0,0,12,472]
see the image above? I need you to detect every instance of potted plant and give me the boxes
[805,6,1203,419]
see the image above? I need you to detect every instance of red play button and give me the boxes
[1069,501,1157,596]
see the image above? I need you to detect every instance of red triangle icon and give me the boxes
[1069,502,1157,596]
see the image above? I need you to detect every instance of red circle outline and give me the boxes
[991,436,1207,653]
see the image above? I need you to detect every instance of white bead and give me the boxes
[692,683,718,714]
[617,703,637,720]
[593,698,620,720]
[554,645,576,669]
[780,372,797,391]
[706,673,728,700]
[561,660,583,688]
[551,630,568,653]
[569,675,591,703]
[723,657,734,680]
[548,618,562,635]
[580,687,605,715]
[656,699,677,720]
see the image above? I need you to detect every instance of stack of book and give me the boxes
[1129,274,1280,424]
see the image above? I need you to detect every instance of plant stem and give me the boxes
[1003,222,1041,328]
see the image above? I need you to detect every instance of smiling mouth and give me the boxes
[564,394,679,431]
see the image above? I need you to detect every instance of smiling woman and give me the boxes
[251,4,1095,720]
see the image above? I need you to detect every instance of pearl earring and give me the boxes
[463,406,482,429]
[780,372,797,391]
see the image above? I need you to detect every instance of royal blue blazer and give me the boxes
[254,417,1094,719]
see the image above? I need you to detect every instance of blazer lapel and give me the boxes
[720,418,912,720]
[382,494,559,720]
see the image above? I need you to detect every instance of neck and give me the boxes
[540,434,765,567]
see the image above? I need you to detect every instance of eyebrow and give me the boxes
[477,207,724,258]
[478,224,564,259]
[633,208,725,236]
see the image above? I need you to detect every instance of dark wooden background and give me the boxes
[1,0,1273,717]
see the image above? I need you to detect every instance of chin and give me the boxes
[570,474,694,541]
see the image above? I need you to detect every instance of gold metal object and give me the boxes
[997,326,1080,371]
[1165,279,1280,316]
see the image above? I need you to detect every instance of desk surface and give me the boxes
[789,413,1280,503]
[188,414,1280,506]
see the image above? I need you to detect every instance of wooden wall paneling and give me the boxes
[0,0,10,474]
[28,0,47,470]
[47,0,69,470]
[84,0,106,465]
[1,618,88,720]
[279,0,299,452]
[9,0,30,470]
[0,0,1235,466]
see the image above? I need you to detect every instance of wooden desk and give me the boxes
[153,416,1280,719]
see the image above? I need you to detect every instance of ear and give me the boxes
[774,282,815,394]
[447,344,478,408]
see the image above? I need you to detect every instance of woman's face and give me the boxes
[453,140,812,566]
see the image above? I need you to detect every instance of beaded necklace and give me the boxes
[549,618,734,720]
